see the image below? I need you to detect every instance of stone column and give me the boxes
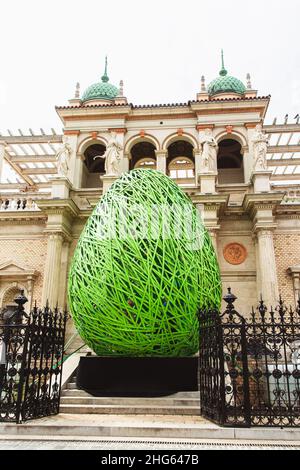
[0,141,6,182]
[121,152,130,174]
[256,230,279,306]
[155,150,167,174]
[58,241,70,309]
[42,233,64,308]
[193,150,201,187]
[242,146,251,184]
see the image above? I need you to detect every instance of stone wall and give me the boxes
[0,238,47,307]
[274,232,300,306]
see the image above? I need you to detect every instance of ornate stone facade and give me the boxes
[0,57,299,348]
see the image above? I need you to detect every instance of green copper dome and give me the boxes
[82,57,119,102]
[208,51,246,97]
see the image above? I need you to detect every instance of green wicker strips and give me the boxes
[68,170,221,357]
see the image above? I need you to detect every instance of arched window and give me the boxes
[130,142,157,170]
[167,141,195,185]
[82,143,106,188]
[134,157,157,170]
[217,139,244,184]
[169,157,195,180]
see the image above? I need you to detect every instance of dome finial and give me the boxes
[220,49,227,77]
[101,56,109,83]
[75,82,80,99]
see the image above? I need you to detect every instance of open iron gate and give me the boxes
[198,289,300,427]
[0,291,68,423]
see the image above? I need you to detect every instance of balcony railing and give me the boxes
[0,197,40,211]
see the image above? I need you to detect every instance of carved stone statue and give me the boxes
[252,124,269,171]
[94,132,122,176]
[200,129,218,172]
[56,136,72,177]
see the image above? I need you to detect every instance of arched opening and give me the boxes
[217,139,244,184]
[130,142,157,170]
[134,157,157,170]
[82,143,106,188]
[1,286,21,309]
[167,141,195,185]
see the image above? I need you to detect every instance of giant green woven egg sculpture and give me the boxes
[68,169,221,357]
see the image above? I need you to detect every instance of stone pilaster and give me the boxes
[241,146,251,184]
[193,150,201,186]
[288,266,300,306]
[58,240,70,309]
[256,229,279,306]
[208,229,219,258]
[42,233,64,308]
[155,150,167,174]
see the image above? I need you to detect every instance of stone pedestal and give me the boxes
[251,171,273,193]
[101,175,119,194]
[198,172,217,194]
[77,356,198,396]
[51,177,72,199]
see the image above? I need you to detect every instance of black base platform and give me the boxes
[76,356,198,397]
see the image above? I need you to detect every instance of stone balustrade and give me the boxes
[0,196,40,211]
[282,189,300,204]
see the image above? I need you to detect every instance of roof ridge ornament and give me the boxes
[219,49,228,77]
[75,82,80,99]
[246,73,252,89]
[101,56,109,83]
[119,80,124,97]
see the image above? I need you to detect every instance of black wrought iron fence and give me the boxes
[198,289,300,428]
[0,291,68,423]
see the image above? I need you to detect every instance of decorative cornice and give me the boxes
[0,212,46,223]
[196,124,215,131]
[243,192,285,213]
[64,130,80,136]
[108,128,127,134]
[37,199,79,218]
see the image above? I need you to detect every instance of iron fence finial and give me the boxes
[223,287,237,311]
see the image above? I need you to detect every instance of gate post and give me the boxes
[217,311,226,426]
[240,315,251,427]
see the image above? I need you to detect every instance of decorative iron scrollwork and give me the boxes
[0,291,68,423]
[198,289,300,428]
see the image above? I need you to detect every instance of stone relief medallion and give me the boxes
[223,243,247,265]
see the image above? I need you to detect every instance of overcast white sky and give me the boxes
[0,0,299,133]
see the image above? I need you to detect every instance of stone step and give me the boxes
[0,414,229,439]
[63,386,199,398]
[60,396,200,407]
[59,404,199,415]
[2,414,299,441]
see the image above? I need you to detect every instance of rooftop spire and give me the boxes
[219,49,228,77]
[101,56,109,83]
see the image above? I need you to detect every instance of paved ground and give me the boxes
[0,438,299,450]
